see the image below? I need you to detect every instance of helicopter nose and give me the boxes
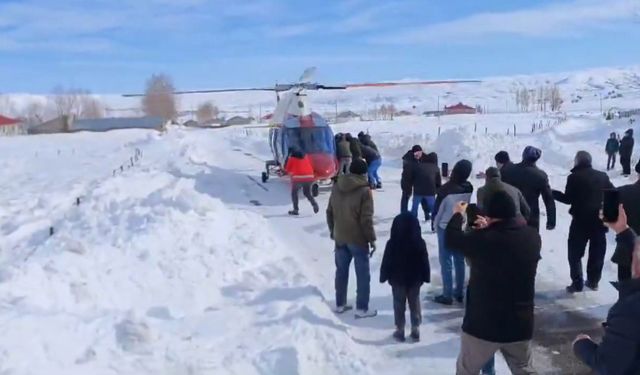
[308,153,337,178]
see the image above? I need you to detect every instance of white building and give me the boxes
[0,115,26,136]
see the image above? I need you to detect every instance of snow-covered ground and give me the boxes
[0,110,637,374]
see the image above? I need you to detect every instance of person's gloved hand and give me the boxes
[546,223,556,231]
[369,242,377,257]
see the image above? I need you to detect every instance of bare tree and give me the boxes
[549,85,563,112]
[142,74,177,120]
[0,95,17,116]
[387,104,397,120]
[79,96,105,119]
[23,101,48,124]
[196,102,219,123]
[51,86,81,117]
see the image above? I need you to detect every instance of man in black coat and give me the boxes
[446,191,541,374]
[553,151,614,293]
[400,149,414,213]
[620,129,634,176]
[405,146,441,221]
[495,150,515,176]
[501,146,556,232]
[605,132,620,171]
[616,160,640,281]
[573,206,640,375]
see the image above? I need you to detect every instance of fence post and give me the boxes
[49,227,55,236]
[507,128,510,136]
[474,123,477,133]
[513,124,517,137]
[438,127,441,136]
[485,127,487,135]
[76,197,80,206]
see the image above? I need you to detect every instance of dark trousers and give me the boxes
[607,153,617,170]
[392,284,422,329]
[621,154,632,175]
[567,221,607,286]
[401,191,411,213]
[291,182,317,211]
[618,264,632,282]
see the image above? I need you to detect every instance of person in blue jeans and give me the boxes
[404,147,441,222]
[326,159,378,318]
[432,159,473,305]
[368,157,382,189]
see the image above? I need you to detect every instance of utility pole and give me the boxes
[599,93,603,115]
[335,100,338,122]
[437,96,440,112]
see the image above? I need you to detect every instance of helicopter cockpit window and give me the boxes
[284,127,335,155]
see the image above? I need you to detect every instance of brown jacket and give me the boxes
[326,174,376,249]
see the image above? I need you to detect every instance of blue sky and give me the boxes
[1,0,639,93]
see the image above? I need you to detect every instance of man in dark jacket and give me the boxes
[336,134,352,175]
[616,161,640,281]
[477,167,530,222]
[326,159,377,318]
[553,151,614,292]
[446,191,541,374]
[606,132,620,171]
[400,149,414,213]
[501,146,556,232]
[495,150,515,176]
[620,129,634,176]
[361,143,382,189]
[345,133,362,160]
[406,146,441,221]
[573,205,640,375]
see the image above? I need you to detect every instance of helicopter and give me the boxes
[124,68,480,196]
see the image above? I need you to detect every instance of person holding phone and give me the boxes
[446,191,541,374]
[615,161,640,281]
[552,151,614,293]
[572,205,640,375]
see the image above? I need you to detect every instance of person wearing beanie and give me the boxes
[620,129,635,176]
[432,159,474,305]
[616,159,640,281]
[552,151,613,293]
[445,191,541,374]
[605,132,620,171]
[477,167,530,222]
[327,157,377,318]
[573,206,640,375]
[501,145,556,232]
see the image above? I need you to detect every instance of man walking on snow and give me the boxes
[605,132,620,171]
[501,146,556,232]
[284,149,319,216]
[404,145,442,221]
[552,151,613,293]
[620,129,635,176]
[326,159,377,318]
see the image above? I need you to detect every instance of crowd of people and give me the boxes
[320,133,640,375]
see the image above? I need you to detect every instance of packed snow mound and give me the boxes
[0,130,374,375]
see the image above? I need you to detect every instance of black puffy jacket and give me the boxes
[406,155,442,196]
[401,150,414,192]
[502,161,556,230]
[380,213,431,287]
[446,214,541,343]
[361,144,380,164]
[620,135,634,158]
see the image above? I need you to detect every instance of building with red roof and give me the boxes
[444,102,477,115]
[0,115,26,136]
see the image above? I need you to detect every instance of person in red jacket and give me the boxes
[285,149,319,216]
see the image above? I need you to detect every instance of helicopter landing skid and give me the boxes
[261,160,282,183]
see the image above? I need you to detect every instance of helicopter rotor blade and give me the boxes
[122,87,276,97]
[298,67,317,83]
[345,79,481,89]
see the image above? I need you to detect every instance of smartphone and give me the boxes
[441,162,449,178]
[602,189,620,223]
[466,203,479,227]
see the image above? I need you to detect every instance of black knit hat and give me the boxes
[411,145,423,153]
[350,158,368,175]
[494,151,510,164]
[522,146,542,163]
[451,159,472,183]
[487,190,516,219]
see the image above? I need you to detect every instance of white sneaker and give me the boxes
[335,305,352,314]
[354,309,378,319]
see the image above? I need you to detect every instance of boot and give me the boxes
[312,202,319,214]
[434,295,453,305]
[410,327,420,342]
[288,210,299,216]
[585,281,599,291]
[566,283,583,294]
[393,328,405,342]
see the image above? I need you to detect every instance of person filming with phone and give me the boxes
[572,204,640,375]
[445,191,541,374]
[552,151,614,293]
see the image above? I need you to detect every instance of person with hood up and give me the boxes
[501,146,556,232]
[477,167,530,222]
[572,205,640,375]
[446,191,541,375]
[553,151,614,293]
[619,129,635,176]
[345,133,362,160]
[605,132,620,171]
[432,159,474,305]
[336,134,352,175]
[404,145,442,221]
[326,158,377,318]
[284,149,319,216]
[616,160,640,281]
[380,213,431,342]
